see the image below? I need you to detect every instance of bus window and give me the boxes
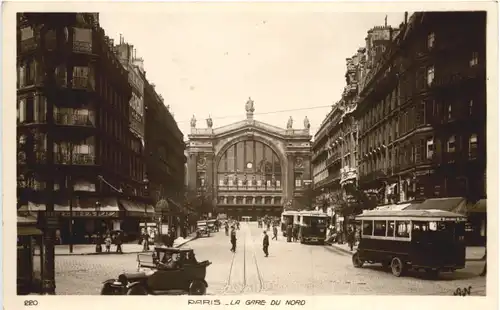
[387,221,395,237]
[373,221,387,236]
[396,220,411,238]
[362,220,373,235]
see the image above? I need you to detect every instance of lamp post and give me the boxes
[143,176,150,246]
[95,201,101,253]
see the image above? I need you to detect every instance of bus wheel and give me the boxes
[352,252,364,268]
[391,257,406,277]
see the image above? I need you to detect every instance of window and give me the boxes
[362,220,373,235]
[470,52,479,67]
[447,103,453,120]
[469,99,474,116]
[416,100,425,125]
[426,137,434,159]
[396,220,411,238]
[20,27,34,40]
[373,221,387,236]
[18,98,26,123]
[387,221,395,237]
[426,66,435,86]
[427,32,435,49]
[469,134,478,159]
[447,135,456,153]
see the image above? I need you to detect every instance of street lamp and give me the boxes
[95,201,101,253]
[143,177,150,242]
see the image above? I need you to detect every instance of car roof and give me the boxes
[154,246,193,252]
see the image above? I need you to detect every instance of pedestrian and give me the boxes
[292,225,298,242]
[347,226,355,251]
[105,234,112,253]
[115,232,123,254]
[286,224,293,243]
[272,225,278,240]
[230,227,237,252]
[224,222,229,236]
[262,230,269,257]
[142,230,149,252]
[267,222,271,231]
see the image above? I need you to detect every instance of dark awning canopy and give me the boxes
[404,197,467,213]
[18,225,43,236]
[468,199,486,213]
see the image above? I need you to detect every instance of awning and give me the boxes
[119,199,154,216]
[17,215,37,224]
[18,198,120,212]
[375,203,412,211]
[468,199,486,213]
[404,197,466,213]
[18,226,43,236]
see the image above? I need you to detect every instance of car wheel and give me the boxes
[100,283,115,295]
[352,252,364,268]
[391,257,406,277]
[189,280,207,295]
[127,285,148,295]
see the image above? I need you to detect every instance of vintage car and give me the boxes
[101,247,211,295]
[207,219,217,232]
[196,220,210,237]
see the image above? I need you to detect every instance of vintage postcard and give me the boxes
[3,1,498,310]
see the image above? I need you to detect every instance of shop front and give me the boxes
[119,198,154,241]
[17,215,43,295]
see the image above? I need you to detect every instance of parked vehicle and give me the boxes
[207,219,217,233]
[352,209,466,278]
[297,211,328,244]
[280,211,299,236]
[101,247,211,295]
[196,221,210,237]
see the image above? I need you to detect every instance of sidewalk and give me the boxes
[34,233,198,256]
[328,242,486,261]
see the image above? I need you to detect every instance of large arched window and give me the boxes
[217,140,282,190]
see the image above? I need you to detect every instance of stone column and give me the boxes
[187,153,197,191]
[206,153,215,188]
[286,154,294,200]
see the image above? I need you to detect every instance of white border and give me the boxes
[3,2,498,310]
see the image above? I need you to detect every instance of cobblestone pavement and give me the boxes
[40,222,486,295]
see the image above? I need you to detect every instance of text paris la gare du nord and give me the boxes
[188,299,306,306]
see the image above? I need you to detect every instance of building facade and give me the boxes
[311,50,366,228]
[186,98,313,220]
[356,12,486,204]
[17,13,153,244]
[143,76,187,234]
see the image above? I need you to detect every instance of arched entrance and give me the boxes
[214,138,285,220]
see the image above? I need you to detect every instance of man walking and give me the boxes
[230,227,237,252]
[347,226,355,251]
[115,232,123,254]
[263,230,269,257]
[272,225,278,240]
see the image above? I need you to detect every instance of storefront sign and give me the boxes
[59,211,119,217]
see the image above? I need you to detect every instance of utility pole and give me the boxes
[68,142,74,253]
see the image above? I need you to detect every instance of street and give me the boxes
[39,222,486,295]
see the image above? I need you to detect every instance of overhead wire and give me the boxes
[175,104,333,124]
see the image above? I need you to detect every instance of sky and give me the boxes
[99,11,406,140]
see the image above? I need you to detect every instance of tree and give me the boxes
[183,187,215,216]
[295,185,317,211]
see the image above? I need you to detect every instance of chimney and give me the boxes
[404,12,408,24]
[119,33,122,44]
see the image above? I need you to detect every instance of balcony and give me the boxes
[55,153,96,165]
[20,38,37,53]
[54,112,95,127]
[72,77,94,91]
[73,41,92,54]
[340,167,358,185]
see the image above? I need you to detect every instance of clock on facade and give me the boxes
[246,162,253,169]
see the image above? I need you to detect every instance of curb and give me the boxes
[327,244,486,262]
[35,235,199,257]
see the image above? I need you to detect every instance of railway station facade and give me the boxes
[186,98,313,220]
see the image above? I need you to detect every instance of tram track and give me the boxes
[222,223,264,295]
